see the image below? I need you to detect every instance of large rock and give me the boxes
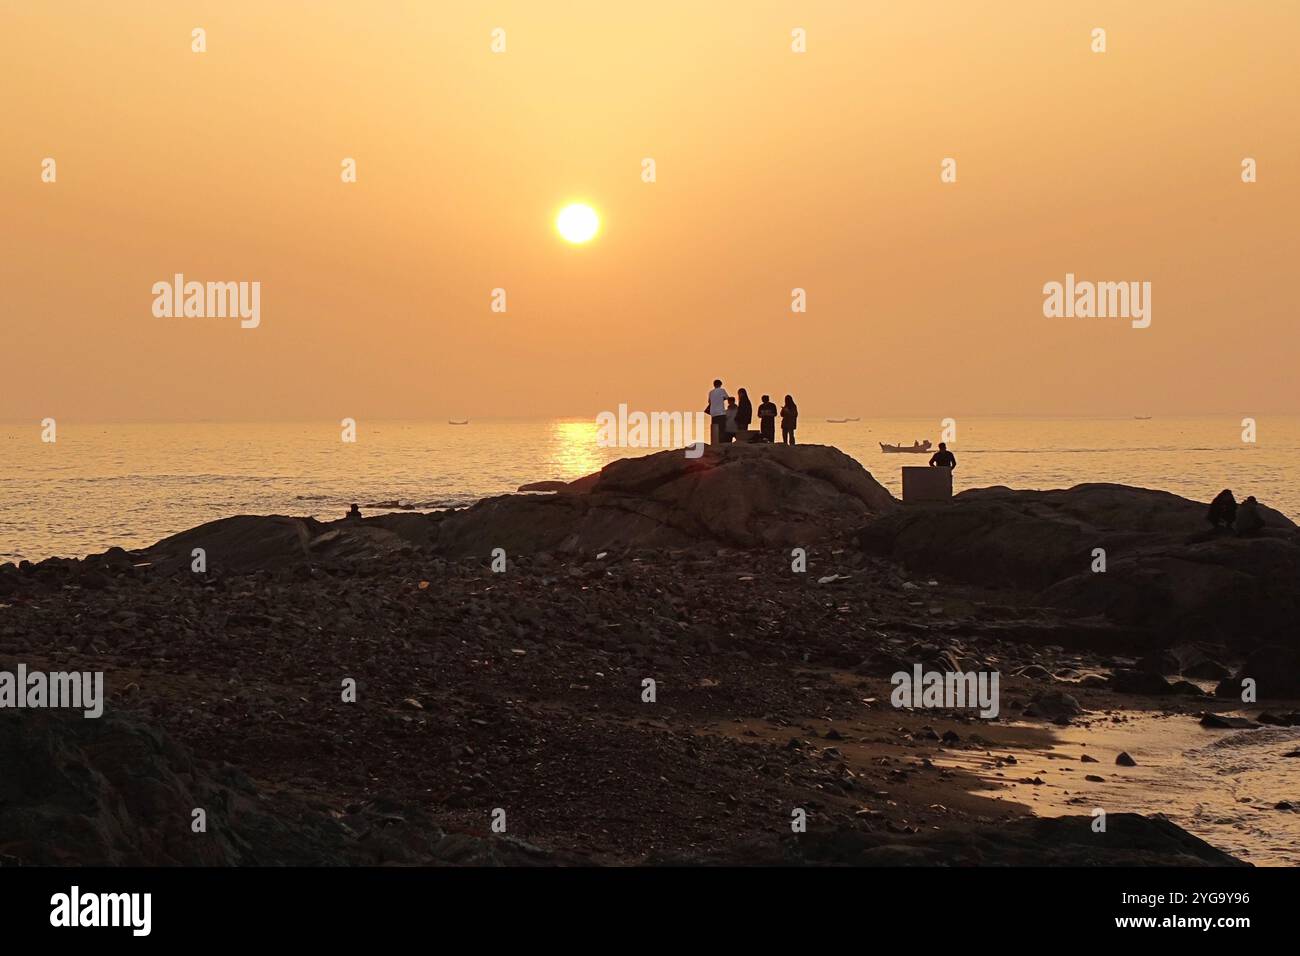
[1041,537,1300,644]
[130,445,896,569]
[856,483,1299,645]
[1218,644,1300,701]
[134,514,441,574]
[136,515,325,573]
[433,443,897,555]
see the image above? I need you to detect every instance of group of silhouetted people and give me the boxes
[1207,489,1265,536]
[707,379,799,444]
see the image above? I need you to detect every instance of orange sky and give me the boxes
[3,1,1297,421]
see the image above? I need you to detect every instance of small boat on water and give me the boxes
[1134,416,1153,420]
[880,440,932,454]
[448,419,469,425]
[825,418,850,423]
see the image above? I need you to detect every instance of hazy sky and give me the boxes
[3,1,1297,421]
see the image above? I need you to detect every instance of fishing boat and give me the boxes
[1134,416,1152,420]
[880,440,932,453]
[448,419,469,425]
[825,418,849,423]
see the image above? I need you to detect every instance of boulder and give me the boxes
[1199,714,1257,729]
[1110,670,1174,696]
[136,515,326,573]
[433,443,896,555]
[1025,690,1083,720]
[856,483,1299,646]
[134,513,445,574]
[1223,645,1300,701]
[1137,650,1180,674]
[518,480,573,493]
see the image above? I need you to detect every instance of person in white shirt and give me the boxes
[705,379,729,445]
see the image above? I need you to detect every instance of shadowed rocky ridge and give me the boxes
[129,443,898,571]
[855,483,1300,649]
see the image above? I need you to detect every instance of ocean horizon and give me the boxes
[5,414,1295,563]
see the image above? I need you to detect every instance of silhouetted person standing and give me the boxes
[723,397,739,442]
[929,442,956,469]
[757,394,778,443]
[780,395,798,445]
[1235,495,1264,535]
[736,388,753,441]
[706,378,729,445]
[1207,489,1237,528]
[347,503,362,520]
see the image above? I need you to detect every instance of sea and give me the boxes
[2,415,1296,563]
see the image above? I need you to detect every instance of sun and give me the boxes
[556,203,599,244]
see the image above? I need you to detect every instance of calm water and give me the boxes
[1,416,1295,562]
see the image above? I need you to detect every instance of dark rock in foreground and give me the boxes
[658,813,1247,866]
[1216,644,1300,701]
[0,710,561,866]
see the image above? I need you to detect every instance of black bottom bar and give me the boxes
[0,866,1281,942]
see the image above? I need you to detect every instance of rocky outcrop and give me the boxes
[124,444,897,570]
[134,515,325,574]
[437,442,897,555]
[856,483,1299,647]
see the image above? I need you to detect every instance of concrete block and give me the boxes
[902,466,952,503]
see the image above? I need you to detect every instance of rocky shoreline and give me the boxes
[2,443,1297,865]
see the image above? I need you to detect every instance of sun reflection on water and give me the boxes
[548,419,604,480]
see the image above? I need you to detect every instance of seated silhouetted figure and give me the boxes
[1235,495,1264,536]
[928,442,956,469]
[347,503,362,520]
[1207,489,1236,528]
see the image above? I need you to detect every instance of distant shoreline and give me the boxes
[4,412,1300,426]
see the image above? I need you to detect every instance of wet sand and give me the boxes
[712,670,1300,865]
[940,709,1300,866]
